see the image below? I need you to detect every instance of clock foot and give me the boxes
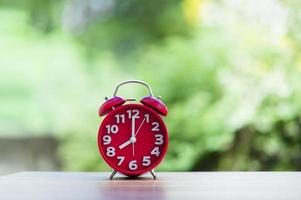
[109,170,117,180]
[150,170,156,180]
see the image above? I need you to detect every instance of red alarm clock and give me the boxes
[97,80,168,179]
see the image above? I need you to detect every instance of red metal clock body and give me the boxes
[97,80,168,178]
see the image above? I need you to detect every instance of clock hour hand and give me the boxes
[119,137,136,150]
[119,140,131,150]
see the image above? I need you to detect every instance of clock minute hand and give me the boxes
[118,117,146,150]
[131,116,136,138]
[131,116,136,156]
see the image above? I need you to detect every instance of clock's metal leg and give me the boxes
[109,170,117,180]
[150,170,156,180]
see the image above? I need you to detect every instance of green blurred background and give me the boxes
[1,0,301,174]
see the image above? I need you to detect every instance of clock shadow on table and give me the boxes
[101,175,166,200]
[110,176,154,181]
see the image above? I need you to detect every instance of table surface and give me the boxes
[1,171,301,200]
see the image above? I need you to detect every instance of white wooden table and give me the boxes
[1,172,301,200]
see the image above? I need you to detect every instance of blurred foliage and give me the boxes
[1,0,301,171]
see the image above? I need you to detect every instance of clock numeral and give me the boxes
[106,147,115,157]
[106,125,118,134]
[144,114,150,123]
[117,156,125,166]
[103,135,111,145]
[127,109,140,119]
[154,134,163,145]
[142,156,151,166]
[129,160,138,170]
[115,114,125,123]
[151,122,159,131]
[151,147,160,157]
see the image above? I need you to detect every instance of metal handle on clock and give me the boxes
[113,80,154,97]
